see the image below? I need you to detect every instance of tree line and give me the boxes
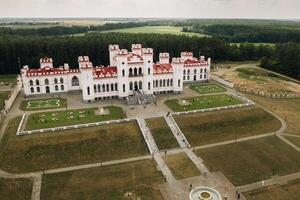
[0,33,275,74]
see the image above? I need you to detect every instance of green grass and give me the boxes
[165,94,243,112]
[25,106,125,130]
[174,106,281,146]
[0,178,32,200]
[41,160,165,200]
[230,43,275,47]
[146,117,179,150]
[101,26,208,37]
[0,117,149,173]
[197,137,300,186]
[0,74,17,87]
[190,83,226,94]
[284,136,300,148]
[0,91,10,110]
[20,98,67,111]
[163,153,200,180]
[243,179,300,200]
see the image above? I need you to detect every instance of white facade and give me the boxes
[21,44,211,102]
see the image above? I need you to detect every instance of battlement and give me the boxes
[172,57,184,64]
[181,51,193,57]
[132,44,142,49]
[109,44,120,51]
[118,49,128,55]
[159,52,170,58]
[78,56,90,62]
[142,48,153,54]
[40,57,53,64]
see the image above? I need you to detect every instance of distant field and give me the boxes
[174,106,281,146]
[0,178,32,200]
[101,26,209,37]
[0,117,148,173]
[0,91,10,110]
[41,160,165,200]
[197,137,300,186]
[230,43,275,47]
[0,74,17,86]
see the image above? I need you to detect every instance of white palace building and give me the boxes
[21,44,211,102]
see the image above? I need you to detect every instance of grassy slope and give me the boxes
[0,117,148,173]
[174,106,281,146]
[146,117,179,150]
[41,160,165,200]
[197,137,300,186]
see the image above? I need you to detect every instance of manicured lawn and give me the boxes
[25,106,125,130]
[173,106,281,146]
[0,74,17,87]
[20,98,67,111]
[197,137,300,186]
[146,117,179,150]
[0,178,32,200]
[0,117,148,173]
[243,179,300,200]
[101,26,208,37]
[190,83,226,94]
[165,94,243,112]
[0,91,10,110]
[41,160,165,200]
[163,153,200,180]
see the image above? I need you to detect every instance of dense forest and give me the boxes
[0,33,274,74]
[260,43,300,80]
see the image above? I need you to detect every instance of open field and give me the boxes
[223,66,300,95]
[163,153,200,180]
[197,137,300,186]
[0,91,10,110]
[165,94,242,112]
[244,179,300,200]
[25,106,125,130]
[246,95,300,135]
[101,26,209,37]
[230,43,275,47]
[20,98,67,111]
[0,117,148,173]
[174,106,281,146]
[41,160,164,200]
[190,82,226,94]
[0,178,32,200]
[284,136,300,148]
[146,117,179,150]
[0,74,17,87]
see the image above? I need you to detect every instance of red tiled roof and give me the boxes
[127,53,143,63]
[26,67,69,76]
[153,63,173,74]
[93,66,117,79]
[184,59,208,66]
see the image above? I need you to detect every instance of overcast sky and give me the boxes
[0,0,299,19]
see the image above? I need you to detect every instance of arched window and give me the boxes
[36,87,40,93]
[204,74,207,79]
[30,87,34,93]
[130,82,133,91]
[55,85,58,91]
[123,84,125,92]
[45,79,49,85]
[94,85,97,93]
[139,81,142,90]
[187,75,190,80]
[102,85,106,92]
[106,84,109,92]
[115,83,118,91]
[204,68,207,73]
[148,68,150,75]
[167,79,170,86]
[45,86,50,93]
[129,68,133,77]
[111,83,114,91]
[153,80,155,88]
[29,80,33,86]
[163,79,166,87]
[187,69,190,74]
[61,85,64,91]
[71,76,79,86]
[134,68,137,76]
[200,74,202,79]
[54,78,58,84]
[60,77,64,84]
[200,68,203,73]
[156,80,158,87]
[183,70,186,75]
[148,82,151,90]
[170,79,173,86]
[36,79,39,85]
[122,69,125,77]
[138,67,142,75]
[178,79,181,87]
[183,76,186,80]
[98,84,101,92]
[87,86,90,95]
[194,69,197,74]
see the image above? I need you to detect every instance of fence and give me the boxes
[211,74,234,88]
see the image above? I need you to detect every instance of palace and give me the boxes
[21,44,211,102]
